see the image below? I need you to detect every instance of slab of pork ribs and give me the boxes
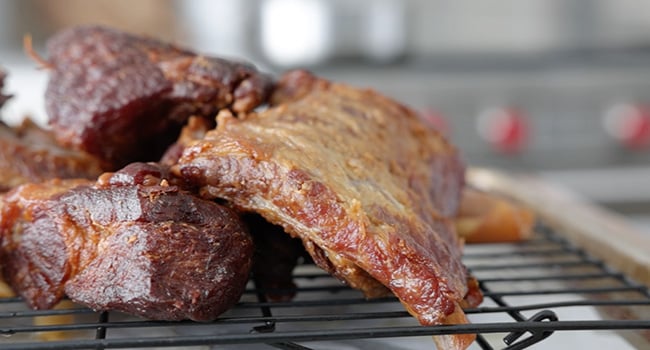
[176,70,483,349]
[0,163,253,321]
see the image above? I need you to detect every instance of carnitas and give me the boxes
[42,25,274,169]
[0,69,105,192]
[0,162,253,321]
[0,119,106,192]
[176,70,483,349]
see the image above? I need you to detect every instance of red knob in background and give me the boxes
[420,109,449,135]
[476,107,529,154]
[603,103,650,150]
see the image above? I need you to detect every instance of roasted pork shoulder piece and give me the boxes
[0,162,253,321]
[176,70,482,349]
[0,119,106,192]
[43,25,274,168]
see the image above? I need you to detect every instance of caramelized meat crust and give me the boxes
[0,119,106,192]
[44,25,274,168]
[160,116,214,167]
[176,70,481,347]
[0,163,253,321]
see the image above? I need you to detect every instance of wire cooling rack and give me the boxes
[0,223,649,350]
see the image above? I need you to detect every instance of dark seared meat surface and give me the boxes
[45,25,274,168]
[0,163,253,321]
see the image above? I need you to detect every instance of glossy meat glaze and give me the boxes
[0,163,253,321]
[44,26,274,168]
[177,70,481,348]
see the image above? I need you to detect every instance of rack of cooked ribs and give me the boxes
[0,26,483,350]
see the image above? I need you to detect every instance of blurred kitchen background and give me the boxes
[1,0,650,229]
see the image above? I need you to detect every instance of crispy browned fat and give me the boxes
[176,70,482,349]
[0,163,253,321]
[160,116,214,167]
[44,25,273,168]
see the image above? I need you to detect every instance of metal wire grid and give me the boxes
[0,223,649,350]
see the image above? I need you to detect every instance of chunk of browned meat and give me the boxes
[176,70,482,349]
[0,163,253,321]
[0,119,106,192]
[45,25,274,168]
